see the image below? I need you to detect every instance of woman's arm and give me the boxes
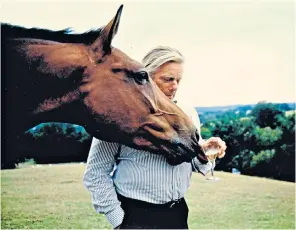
[83,138,124,229]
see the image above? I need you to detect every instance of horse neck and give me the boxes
[29,68,88,126]
[4,46,87,130]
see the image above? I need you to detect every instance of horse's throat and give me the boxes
[32,90,81,114]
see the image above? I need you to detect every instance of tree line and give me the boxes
[200,102,295,182]
[3,102,295,182]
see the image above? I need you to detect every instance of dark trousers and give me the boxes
[118,194,189,229]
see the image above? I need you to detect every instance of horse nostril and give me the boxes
[195,130,201,142]
[145,122,164,132]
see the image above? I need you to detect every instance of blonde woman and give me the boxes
[83,46,226,229]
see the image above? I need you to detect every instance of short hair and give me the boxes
[142,46,184,77]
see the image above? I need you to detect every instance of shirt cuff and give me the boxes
[192,157,213,176]
[105,206,125,229]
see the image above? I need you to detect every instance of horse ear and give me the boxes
[91,5,123,54]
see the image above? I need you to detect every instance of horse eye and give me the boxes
[134,71,149,84]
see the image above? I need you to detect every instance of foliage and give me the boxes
[201,102,295,182]
[17,123,92,164]
[5,102,295,182]
[27,123,90,143]
[251,149,276,167]
[16,158,36,169]
[250,101,284,128]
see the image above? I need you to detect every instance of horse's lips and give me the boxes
[163,139,198,164]
[132,133,194,163]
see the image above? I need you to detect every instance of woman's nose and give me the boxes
[170,80,178,90]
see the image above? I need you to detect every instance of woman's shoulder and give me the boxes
[175,100,198,117]
[90,137,120,149]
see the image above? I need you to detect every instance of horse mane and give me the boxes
[1,23,102,44]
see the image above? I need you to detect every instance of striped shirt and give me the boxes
[83,102,212,228]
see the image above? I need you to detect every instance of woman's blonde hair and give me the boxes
[142,46,184,78]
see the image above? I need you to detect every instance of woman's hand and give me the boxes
[200,137,227,159]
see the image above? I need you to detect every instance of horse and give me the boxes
[1,5,206,168]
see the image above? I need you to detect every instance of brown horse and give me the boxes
[1,5,206,168]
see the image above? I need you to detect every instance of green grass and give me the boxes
[1,163,295,229]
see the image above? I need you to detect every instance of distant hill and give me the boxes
[195,102,295,114]
[27,102,295,133]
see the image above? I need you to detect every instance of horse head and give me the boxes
[3,5,205,166]
[76,6,204,164]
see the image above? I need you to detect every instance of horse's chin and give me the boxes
[153,143,193,166]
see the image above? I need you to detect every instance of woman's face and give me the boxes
[152,61,183,100]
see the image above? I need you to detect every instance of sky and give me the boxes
[1,0,295,107]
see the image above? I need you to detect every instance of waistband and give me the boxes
[117,193,185,209]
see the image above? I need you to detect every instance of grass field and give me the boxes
[1,163,295,229]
